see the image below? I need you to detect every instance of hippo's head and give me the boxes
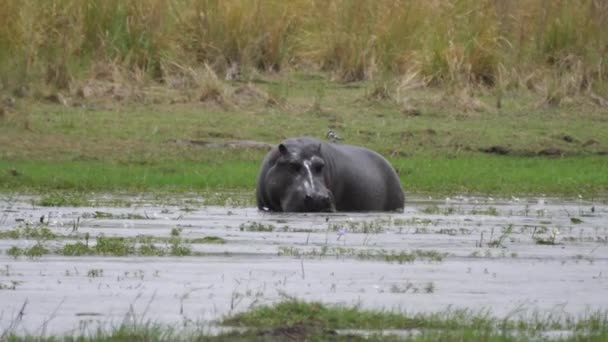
[264,139,335,212]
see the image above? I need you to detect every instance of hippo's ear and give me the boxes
[278,144,288,156]
[316,143,322,154]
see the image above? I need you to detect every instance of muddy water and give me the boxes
[0,194,607,336]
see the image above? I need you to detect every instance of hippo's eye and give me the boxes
[313,163,324,173]
[289,162,302,172]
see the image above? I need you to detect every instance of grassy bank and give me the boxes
[0,1,606,198]
[1,69,608,197]
[4,300,608,340]
[1,155,607,196]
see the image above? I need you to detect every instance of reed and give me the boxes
[0,0,606,92]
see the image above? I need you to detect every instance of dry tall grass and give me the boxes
[0,0,606,94]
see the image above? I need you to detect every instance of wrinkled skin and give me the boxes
[256,137,404,212]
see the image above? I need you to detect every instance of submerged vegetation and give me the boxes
[8,235,194,258]
[278,246,447,263]
[0,224,233,258]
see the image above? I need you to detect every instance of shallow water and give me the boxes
[0,194,607,336]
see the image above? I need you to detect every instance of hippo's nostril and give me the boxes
[321,196,332,207]
[303,193,333,212]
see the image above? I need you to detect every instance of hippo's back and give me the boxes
[324,142,404,211]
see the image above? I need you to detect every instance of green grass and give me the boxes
[4,300,608,340]
[1,154,607,196]
[221,300,608,341]
[1,72,608,198]
[393,154,608,196]
[0,160,258,191]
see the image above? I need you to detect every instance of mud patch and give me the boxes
[169,138,272,150]
[582,139,599,147]
[537,147,564,157]
[232,85,270,107]
[553,134,578,144]
[480,145,510,155]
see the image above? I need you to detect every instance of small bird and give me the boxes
[326,130,343,143]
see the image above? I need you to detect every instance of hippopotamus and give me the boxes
[256,137,404,212]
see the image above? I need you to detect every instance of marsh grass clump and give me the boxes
[95,236,134,256]
[487,225,514,248]
[167,236,191,256]
[37,193,89,207]
[60,235,192,257]
[421,205,457,215]
[0,280,20,290]
[471,206,499,216]
[169,241,191,256]
[3,300,608,339]
[87,268,103,278]
[221,299,608,339]
[378,249,447,263]
[25,243,48,258]
[61,242,91,256]
[7,246,23,259]
[278,246,447,263]
[0,225,57,240]
[8,322,180,341]
[329,219,387,234]
[534,228,561,246]
[240,222,275,232]
[7,243,49,259]
[138,243,166,256]
[93,211,146,220]
[93,211,113,218]
[0,229,20,240]
[570,217,583,224]
[60,234,197,257]
[188,236,226,244]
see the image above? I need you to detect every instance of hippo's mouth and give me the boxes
[281,199,336,213]
[280,191,336,213]
[304,193,336,213]
[296,203,336,213]
[316,205,336,213]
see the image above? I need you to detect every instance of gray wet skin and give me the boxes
[256,137,405,212]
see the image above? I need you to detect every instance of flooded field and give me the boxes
[1,194,607,336]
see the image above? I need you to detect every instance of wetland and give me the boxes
[1,193,607,340]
